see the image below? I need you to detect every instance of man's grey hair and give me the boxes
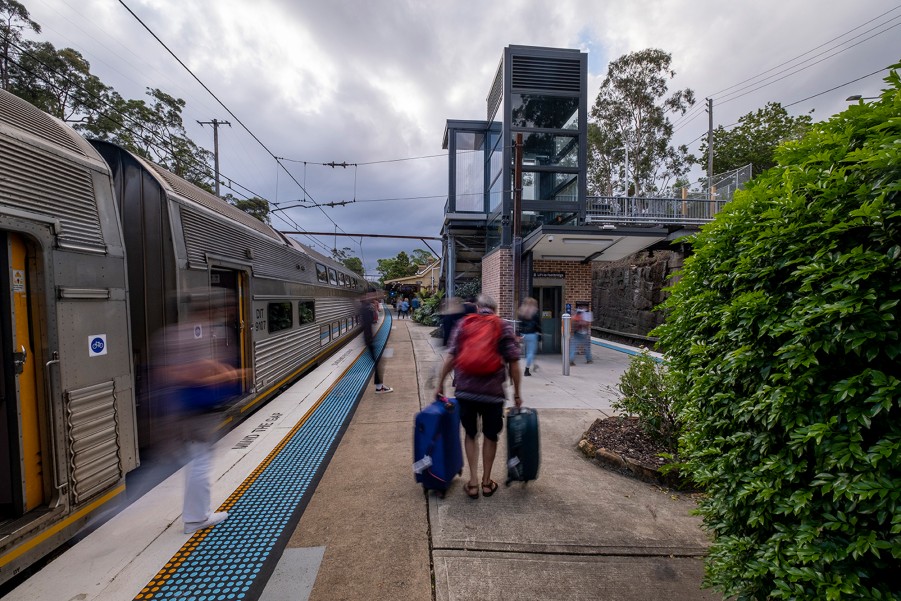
[476,294,497,312]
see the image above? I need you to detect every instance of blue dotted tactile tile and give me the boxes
[590,339,664,363]
[134,311,393,600]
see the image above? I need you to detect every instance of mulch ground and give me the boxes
[582,416,672,467]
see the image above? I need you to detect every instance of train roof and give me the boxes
[0,90,104,163]
[137,160,285,243]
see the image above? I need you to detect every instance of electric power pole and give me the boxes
[197,118,231,196]
[512,133,524,321]
[706,98,714,192]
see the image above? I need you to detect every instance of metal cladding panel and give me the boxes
[179,206,320,281]
[0,90,88,156]
[65,380,122,504]
[253,326,319,388]
[487,59,504,120]
[316,297,357,322]
[0,137,105,249]
[511,55,581,92]
[146,163,282,242]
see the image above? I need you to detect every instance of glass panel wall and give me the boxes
[522,173,579,203]
[454,131,485,212]
[520,132,578,168]
[520,211,579,237]
[487,125,503,212]
[510,94,579,130]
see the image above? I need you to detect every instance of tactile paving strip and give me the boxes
[134,311,392,600]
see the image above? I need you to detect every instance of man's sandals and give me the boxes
[464,482,479,499]
[481,480,499,497]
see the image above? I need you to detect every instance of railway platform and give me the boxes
[5,311,715,601]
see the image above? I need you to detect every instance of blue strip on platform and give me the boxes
[135,311,393,601]
[590,339,664,363]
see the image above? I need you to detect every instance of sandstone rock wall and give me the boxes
[591,250,685,339]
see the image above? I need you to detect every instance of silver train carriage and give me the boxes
[0,89,363,584]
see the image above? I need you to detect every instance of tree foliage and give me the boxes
[1,6,213,190]
[224,194,270,224]
[330,246,364,277]
[377,250,417,284]
[588,49,695,196]
[654,67,901,599]
[0,0,40,90]
[699,101,813,177]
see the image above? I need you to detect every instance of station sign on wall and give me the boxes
[533,271,565,279]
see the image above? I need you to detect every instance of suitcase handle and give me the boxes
[435,393,456,412]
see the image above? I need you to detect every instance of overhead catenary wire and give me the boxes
[117,0,351,241]
[3,34,335,254]
[671,6,901,131]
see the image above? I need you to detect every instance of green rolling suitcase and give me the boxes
[505,407,540,485]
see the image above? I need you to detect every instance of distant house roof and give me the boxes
[384,259,441,286]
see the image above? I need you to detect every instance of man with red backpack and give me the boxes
[434,295,522,499]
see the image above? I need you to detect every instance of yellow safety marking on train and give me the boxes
[0,485,125,568]
[139,346,367,597]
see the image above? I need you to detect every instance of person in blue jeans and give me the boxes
[517,297,541,376]
[569,309,593,365]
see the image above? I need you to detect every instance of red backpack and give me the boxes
[454,313,504,375]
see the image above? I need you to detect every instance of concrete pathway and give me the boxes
[285,318,716,601]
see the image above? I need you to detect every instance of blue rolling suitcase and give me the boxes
[413,396,463,497]
[506,407,540,486]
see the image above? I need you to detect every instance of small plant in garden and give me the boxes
[412,290,443,326]
[612,349,680,454]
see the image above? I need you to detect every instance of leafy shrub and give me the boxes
[412,290,443,326]
[612,349,680,453]
[654,68,901,599]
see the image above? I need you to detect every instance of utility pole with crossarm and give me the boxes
[197,118,231,196]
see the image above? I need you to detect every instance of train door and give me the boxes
[210,268,247,392]
[0,232,44,521]
[536,286,562,354]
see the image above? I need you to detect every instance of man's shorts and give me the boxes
[458,398,504,442]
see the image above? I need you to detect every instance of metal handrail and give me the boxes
[584,196,727,226]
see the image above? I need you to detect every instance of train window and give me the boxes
[299,301,315,325]
[328,268,338,286]
[316,263,328,283]
[320,324,330,346]
[332,321,340,338]
[338,272,345,287]
[268,302,293,333]
[341,319,347,334]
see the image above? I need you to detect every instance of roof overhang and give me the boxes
[523,224,668,263]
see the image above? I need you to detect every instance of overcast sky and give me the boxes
[22,0,901,276]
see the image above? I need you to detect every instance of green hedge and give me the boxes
[655,67,901,599]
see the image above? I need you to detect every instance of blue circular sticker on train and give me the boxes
[89,334,108,357]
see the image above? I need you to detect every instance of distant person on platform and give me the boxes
[435,294,522,499]
[360,291,393,394]
[569,308,593,366]
[440,296,465,347]
[517,297,541,376]
[400,298,410,319]
[411,295,421,316]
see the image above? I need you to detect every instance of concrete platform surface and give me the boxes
[286,319,717,601]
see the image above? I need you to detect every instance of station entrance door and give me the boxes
[535,286,562,354]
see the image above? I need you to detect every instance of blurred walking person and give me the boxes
[517,297,541,376]
[152,291,242,534]
[360,291,393,394]
[569,308,593,366]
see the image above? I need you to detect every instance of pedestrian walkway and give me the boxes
[280,318,715,601]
